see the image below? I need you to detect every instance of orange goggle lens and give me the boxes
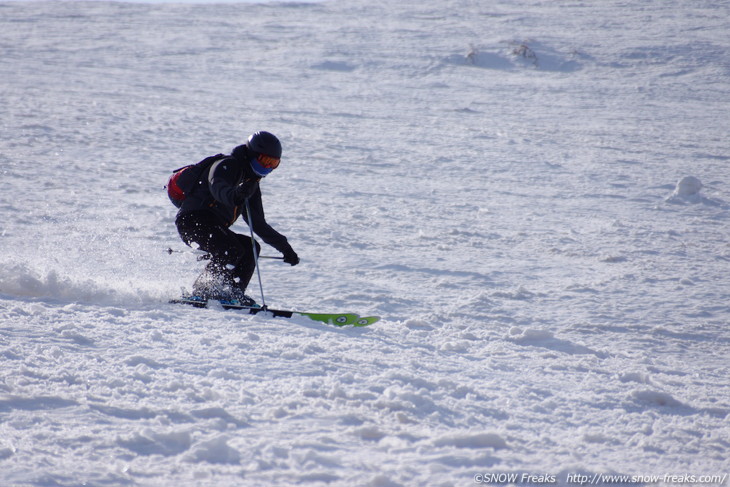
[257,154,281,169]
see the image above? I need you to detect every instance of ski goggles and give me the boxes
[257,154,281,169]
[250,154,280,177]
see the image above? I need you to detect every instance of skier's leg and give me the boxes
[176,212,247,298]
[231,234,261,295]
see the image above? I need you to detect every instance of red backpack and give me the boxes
[166,154,225,208]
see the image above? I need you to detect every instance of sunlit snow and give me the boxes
[1,0,728,485]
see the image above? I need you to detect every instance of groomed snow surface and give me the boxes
[1,0,729,485]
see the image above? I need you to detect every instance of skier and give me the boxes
[175,131,299,305]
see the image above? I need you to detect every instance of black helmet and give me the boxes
[247,131,281,158]
[246,131,282,177]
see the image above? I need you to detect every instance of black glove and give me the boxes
[282,248,299,266]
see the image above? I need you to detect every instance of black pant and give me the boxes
[176,211,260,296]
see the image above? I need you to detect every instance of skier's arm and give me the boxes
[243,187,295,256]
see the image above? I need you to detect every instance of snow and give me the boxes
[1,0,729,485]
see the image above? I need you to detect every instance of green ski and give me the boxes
[170,297,380,327]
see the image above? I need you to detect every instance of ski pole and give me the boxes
[244,199,267,309]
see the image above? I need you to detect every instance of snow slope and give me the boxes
[1,0,729,485]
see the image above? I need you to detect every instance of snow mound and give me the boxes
[184,435,241,465]
[630,389,688,410]
[675,176,703,197]
[664,176,728,206]
[433,431,508,450]
[117,428,192,457]
[508,328,607,357]
[666,176,703,203]
[456,40,583,72]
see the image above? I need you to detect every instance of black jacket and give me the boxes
[176,146,293,254]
